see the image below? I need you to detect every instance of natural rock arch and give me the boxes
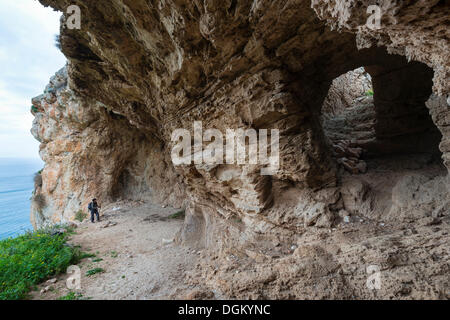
[317,50,443,170]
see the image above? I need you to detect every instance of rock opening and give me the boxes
[321,61,444,176]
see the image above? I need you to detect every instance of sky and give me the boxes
[0,0,66,160]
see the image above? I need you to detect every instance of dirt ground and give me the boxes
[31,201,206,300]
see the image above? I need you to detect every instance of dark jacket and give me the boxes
[88,201,99,213]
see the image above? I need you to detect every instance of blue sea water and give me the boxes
[0,158,44,240]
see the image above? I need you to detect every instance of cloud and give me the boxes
[0,0,66,159]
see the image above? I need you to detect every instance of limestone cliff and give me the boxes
[30,67,184,228]
[31,0,449,299]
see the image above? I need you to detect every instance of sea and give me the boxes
[0,158,44,240]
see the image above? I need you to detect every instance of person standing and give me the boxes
[88,198,101,223]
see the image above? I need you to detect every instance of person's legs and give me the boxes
[90,211,95,223]
[95,210,100,222]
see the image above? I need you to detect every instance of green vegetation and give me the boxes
[74,251,95,260]
[110,251,118,258]
[365,89,374,96]
[58,291,83,300]
[85,268,105,277]
[75,210,87,222]
[0,227,78,300]
[31,105,39,113]
[65,226,77,236]
[168,210,185,220]
[92,258,103,263]
[233,217,242,224]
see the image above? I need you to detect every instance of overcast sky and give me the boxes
[0,0,66,159]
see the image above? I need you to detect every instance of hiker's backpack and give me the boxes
[88,202,93,211]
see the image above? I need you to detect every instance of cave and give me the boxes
[320,57,444,177]
[321,67,376,174]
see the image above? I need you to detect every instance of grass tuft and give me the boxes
[75,210,87,222]
[86,268,105,277]
[168,210,185,220]
[58,291,83,300]
[71,249,95,264]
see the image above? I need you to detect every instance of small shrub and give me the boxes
[110,251,118,258]
[86,268,105,277]
[71,249,95,264]
[80,252,96,259]
[365,89,374,96]
[74,210,87,222]
[70,246,96,263]
[34,172,42,189]
[168,210,185,220]
[64,226,77,236]
[31,105,39,113]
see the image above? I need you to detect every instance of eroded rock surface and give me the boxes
[31,67,184,228]
[322,67,373,115]
[32,0,449,299]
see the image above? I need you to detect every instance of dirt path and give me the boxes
[32,201,204,300]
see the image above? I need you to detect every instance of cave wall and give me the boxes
[427,94,450,169]
[311,0,449,95]
[322,67,373,116]
[32,0,449,238]
[365,61,442,156]
[30,67,184,228]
